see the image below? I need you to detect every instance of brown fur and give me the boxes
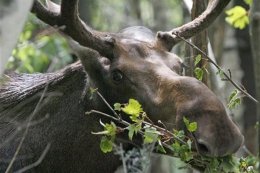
[0,27,243,172]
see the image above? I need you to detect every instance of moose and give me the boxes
[0,0,244,172]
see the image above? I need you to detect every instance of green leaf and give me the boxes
[228,89,241,109]
[188,122,197,132]
[89,87,98,99]
[122,99,143,116]
[104,122,117,136]
[205,158,221,173]
[194,54,202,66]
[122,99,143,122]
[172,141,181,153]
[187,139,192,150]
[182,151,193,162]
[100,136,113,153]
[127,123,141,140]
[183,117,197,132]
[143,128,160,144]
[90,87,98,94]
[92,122,117,136]
[244,0,252,5]
[194,67,204,81]
[173,130,185,140]
[229,89,238,102]
[113,103,121,111]
[216,69,225,79]
[225,6,249,29]
[183,117,190,129]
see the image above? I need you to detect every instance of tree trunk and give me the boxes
[250,0,260,157]
[235,1,257,154]
[151,0,167,31]
[0,0,34,75]
[191,0,208,85]
[78,0,96,25]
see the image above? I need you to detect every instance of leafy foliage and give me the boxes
[100,136,114,153]
[228,89,242,109]
[90,98,259,172]
[6,14,73,73]
[194,54,202,66]
[183,117,197,132]
[193,54,206,81]
[216,69,225,79]
[93,121,117,153]
[121,99,143,122]
[244,0,253,6]
[194,67,204,81]
[225,6,249,29]
[143,126,160,144]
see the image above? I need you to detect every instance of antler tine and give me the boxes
[32,0,115,59]
[156,0,231,51]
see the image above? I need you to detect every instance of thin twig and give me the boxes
[0,114,49,149]
[96,91,122,120]
[5,86,49,173]
[86,110,129,127]
[119,143,128,173]
[173,32,258,103]
[143,113,154,125]
[13,143,51,173]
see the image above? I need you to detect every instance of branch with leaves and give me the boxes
[173,33,258,103]
[87,91,259,173]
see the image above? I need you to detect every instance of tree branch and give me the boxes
[5,86,49,173]
[173,33,258,103]
[14,143,51,173]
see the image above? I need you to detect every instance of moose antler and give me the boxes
[31,0,115,59]
[157,0,231,50]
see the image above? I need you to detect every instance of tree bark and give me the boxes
[191,0,208,85]
[0,0,34,75]
[78,0,96,25]
[235,1,257,154]
[250,0,260,157]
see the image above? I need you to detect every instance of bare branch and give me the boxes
[14,143,51,173]
[157,0,231,50]
[31,0,115,59]
[96,91,122,120]
[5,86,49,173]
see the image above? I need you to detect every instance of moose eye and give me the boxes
[112,70,124,83]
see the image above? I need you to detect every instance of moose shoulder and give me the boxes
[0,0,243,172]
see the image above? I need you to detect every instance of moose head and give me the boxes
[32,0,243,157]
[71,27,243,157]
[0,0,243,172]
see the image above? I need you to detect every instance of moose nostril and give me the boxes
[197,140,211,155]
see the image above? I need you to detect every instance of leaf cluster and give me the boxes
[6,14,73,73]
[194,54,208,81]
[89,98,259,172]
[225,0,252,30]
[228,89,241,109]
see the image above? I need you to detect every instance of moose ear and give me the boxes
[69,41,110,80]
